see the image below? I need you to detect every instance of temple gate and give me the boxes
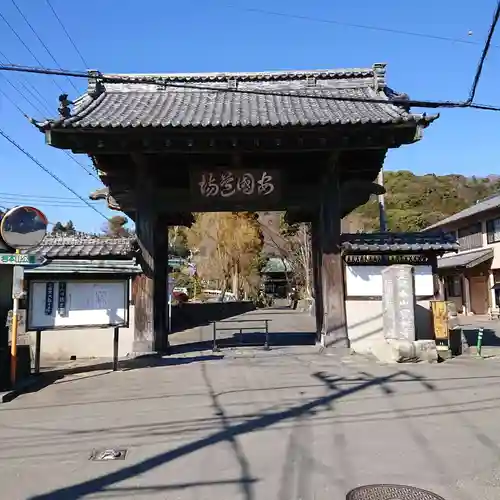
[35,63,437,354]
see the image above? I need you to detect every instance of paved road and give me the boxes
[1,312,500,499]
[169,307,317,351]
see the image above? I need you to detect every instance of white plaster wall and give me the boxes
[487,241,500,269]
[346,301,384,354]
[27,306,135,361]
[347,300,432,355]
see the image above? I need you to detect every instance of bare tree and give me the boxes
[186,212,263,299]
[102,215,130,237]
[278,216,312,298]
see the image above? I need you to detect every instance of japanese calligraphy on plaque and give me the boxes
[191,169,280,201]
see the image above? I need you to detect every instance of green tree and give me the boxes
[51,220,76,235]
[346,170,500,231]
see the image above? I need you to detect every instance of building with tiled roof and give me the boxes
[424,193,500,316]
[34,62,439,352]
[23,235,141,276]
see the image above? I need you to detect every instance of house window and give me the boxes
[446,276,462,297]
[486,218,500,243]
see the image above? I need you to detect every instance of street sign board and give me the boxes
[0,254,45,265]
[0,206,48,250]
[12,265,25,299]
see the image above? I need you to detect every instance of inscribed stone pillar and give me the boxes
[463,275,471,315]
[381,264,416,342]
[488,271,496,310]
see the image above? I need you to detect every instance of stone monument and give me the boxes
[373,264,437,363]
[382,264,416,342]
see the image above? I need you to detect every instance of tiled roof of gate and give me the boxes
[341,232,459,253]
[26,235,137,258]
[41,64,437,130]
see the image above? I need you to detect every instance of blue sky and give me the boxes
[0,0,499,232]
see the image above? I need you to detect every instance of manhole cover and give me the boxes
[89,448,127,461]
[346,484,445,500]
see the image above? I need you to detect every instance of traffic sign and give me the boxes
[0,206,48,250]
[0,253,45,265]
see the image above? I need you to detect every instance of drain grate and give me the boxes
[346,484,445,500]
[89,448,127,461]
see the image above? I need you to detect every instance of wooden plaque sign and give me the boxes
[430,300,449,340]
[190,169,281,202]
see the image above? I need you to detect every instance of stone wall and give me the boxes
[171,301,256,332]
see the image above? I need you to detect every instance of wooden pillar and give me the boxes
[310,216,323,341]
[318,163,348,348]
[133,210,169,354]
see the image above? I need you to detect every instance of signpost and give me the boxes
[0,254,45,265]
[0,205,48,387]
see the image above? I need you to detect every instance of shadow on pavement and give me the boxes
[170,331,316,355]
[28,369,437,500]
[461,327,500,347]
[6,354,223,401]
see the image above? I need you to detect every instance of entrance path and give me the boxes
[169,307,317,350]
[0,350,500,499]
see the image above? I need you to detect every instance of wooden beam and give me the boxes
[134,211,169,353]
[47,124,421,155]
[132,154,170,353]
[318,157,348,348]
[311,215,323,342]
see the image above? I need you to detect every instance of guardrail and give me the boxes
[212,318,270,352]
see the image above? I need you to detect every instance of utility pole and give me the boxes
[377,168,387,232]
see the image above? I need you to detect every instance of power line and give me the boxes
[0,7,65,93]
[45,0,89,68]
[10,0,79,92]
[0,86,30,118]
[0,191,85,201]
[0,74,99,178]
[223,4,500,49]
[1,62,500,112]
[0,49,53,114]
[0,127,108,220]
[0,192,91,206]
[61,151,99,179]
[0,74,45,117]
[0,200,89,208]
[0,192,89,205]
[467,0,500,103]
[0,198,88,208]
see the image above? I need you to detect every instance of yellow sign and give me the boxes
[431,300,449,340]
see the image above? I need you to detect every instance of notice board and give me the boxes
[27,280,129,331]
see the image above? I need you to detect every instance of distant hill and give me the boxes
[345,170,500,232]
[256,171,500,238]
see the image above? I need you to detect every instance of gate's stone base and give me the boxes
[370,339,439,364]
